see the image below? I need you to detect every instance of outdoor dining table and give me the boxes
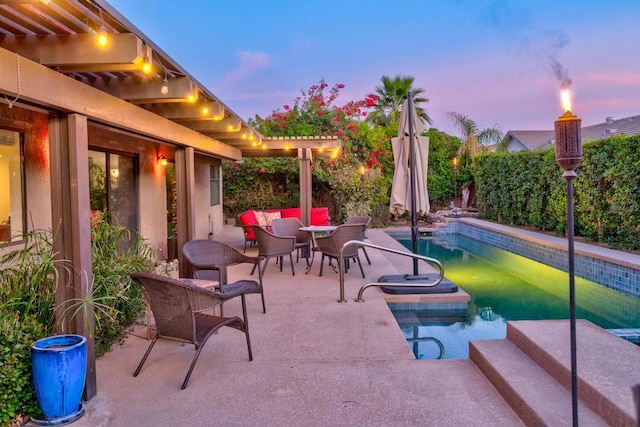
[299,225,337,274]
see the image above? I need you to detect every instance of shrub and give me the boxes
[474,134,640,250]
[0,312,47,426]
[0,218,155,424]
[90,216,155,356]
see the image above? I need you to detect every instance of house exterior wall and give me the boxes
[506,138,527,152]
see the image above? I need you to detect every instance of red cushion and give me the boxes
[279,208,301,219]
[310,208,329,226]
[239,210,258,240]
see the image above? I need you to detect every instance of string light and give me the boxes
[97,25,108,47]
[142,54,152,74]
[160,75,169,95]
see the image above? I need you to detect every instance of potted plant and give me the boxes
[30,334,87,425]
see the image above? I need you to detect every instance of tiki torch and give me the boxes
[554,88,582,427]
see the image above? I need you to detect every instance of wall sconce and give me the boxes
[158,154,168,166]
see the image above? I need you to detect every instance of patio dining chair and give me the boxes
[130,272,253,389]
[271,217,311,266]
[344,215,372,265]
[182,239,266,313]
[250,225,296,280]
[315,223,366,278]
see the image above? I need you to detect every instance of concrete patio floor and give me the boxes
[73,224,526,426]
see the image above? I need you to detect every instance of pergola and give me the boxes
[0,0,340,399]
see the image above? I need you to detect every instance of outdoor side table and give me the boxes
[299,225,337,274]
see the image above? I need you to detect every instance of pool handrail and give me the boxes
[337,240,445,303]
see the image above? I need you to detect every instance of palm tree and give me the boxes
[446,112,503,168]
[366,75,433,127]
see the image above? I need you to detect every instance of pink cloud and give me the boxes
[223,51,272,84]
[584,73,640,86]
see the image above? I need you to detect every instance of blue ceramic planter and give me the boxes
[31,335,86,426]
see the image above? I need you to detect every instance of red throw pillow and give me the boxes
[279,208,300,219]
[310,208,329,226]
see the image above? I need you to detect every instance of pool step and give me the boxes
[470,338,606,426]
[470,319,640,427]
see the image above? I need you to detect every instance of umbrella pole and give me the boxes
[407,92,419,275]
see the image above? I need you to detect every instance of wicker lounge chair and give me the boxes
[271,217,311,265]
[250,225,295,279]
[182,239,266,313]
[315,223,366,278]
[130,272,253,389]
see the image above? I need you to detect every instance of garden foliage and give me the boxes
[474,134,640,250]
[224,79,460,225]
[0,217,154,425]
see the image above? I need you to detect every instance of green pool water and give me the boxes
[392,235,640,359]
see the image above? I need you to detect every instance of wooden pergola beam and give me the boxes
[92,76,198,104]
[139,101,224,121]
[180,117,242,133]
[0,47,241,161]
[0,34,147,69]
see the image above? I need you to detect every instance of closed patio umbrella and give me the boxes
[389,95,430,218]
[389,92,429,275]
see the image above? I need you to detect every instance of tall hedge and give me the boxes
[474,134,640,250]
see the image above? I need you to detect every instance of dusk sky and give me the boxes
[108,0,640,136]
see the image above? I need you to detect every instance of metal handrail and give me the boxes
[337,240,444,303]
[408,337,445,360]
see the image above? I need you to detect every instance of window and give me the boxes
[88,149,138,234]
[210,165,220,206]
[0,129,24,243]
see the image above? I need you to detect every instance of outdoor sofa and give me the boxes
[238,207,330,252]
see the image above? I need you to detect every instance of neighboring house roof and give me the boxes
[581,115,640,141]
[503,130,556,152]
[503,115,640,152]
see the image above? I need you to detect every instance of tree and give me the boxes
[446,112,503,169]
[366,75,432,127]
[231,79,388,222]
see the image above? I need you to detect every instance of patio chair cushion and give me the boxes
[238,207,330,245]
[262,211,281,226]
[310,208,329,226]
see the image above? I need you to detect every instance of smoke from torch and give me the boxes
[548,55,572,89]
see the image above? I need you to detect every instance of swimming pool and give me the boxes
[391,234,640,359]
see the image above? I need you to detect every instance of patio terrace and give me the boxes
[69,223,639,426]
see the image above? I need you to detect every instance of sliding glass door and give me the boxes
[88,149,138,234]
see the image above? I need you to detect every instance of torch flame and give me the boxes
[561,89,572,113]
